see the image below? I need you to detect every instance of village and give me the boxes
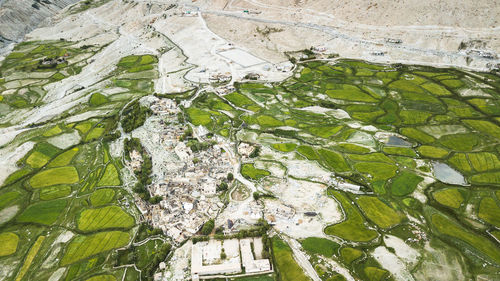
[128,97,234,244]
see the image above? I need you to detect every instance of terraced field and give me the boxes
[187,59,500,280]
[0,40,163,281]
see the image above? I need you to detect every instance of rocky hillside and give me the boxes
[0,0,79,52]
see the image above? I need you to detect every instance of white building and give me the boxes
[240,238,271,273]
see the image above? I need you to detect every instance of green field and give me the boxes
[17,199,68,225]
[85,275,116,281]
[272,237,311,281]
[29,166,79,188]
[14,235,45,281]
[390,171,423,196]
[301,237,339,257]
[417,146,449,159]
[241,163,270,180]
[61,231,130,265]
[325,190,378,242]
[478,198,500,227]
[77,206,134,232]
[89,93,109,107]
[432,188,464,209]
[90,188,115,206]
[271,143,297,152]
[340,247,363,264]
[39,185,72,200]
[0,232,19,256]
[48,147,79,167]
[356,196,402,228]
[97,164,120,186]
[432,214,500,265]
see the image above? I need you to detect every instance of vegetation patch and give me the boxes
[26,151,51,168]
[432,188,464,209]
[382,146,416,157]
[0,232,19,256]
[354,162,397,181]
[272,236,311,281]
[340,247,363,264]
[90,188,115,206]
[61,231,130,266]
[417,146,449,159]
[187,107,212,126]
[439,134,479,151]
[241,163,270,180]
[326,85,378,102]
[301,237,339,257]
[85,275,116,281]
[478,198,500,227]
[390,171,423,196]
[14,235,45,281]
[39,185,72,200]
[77,206,134,232]
[48,147,79,167]
[400,127,435,144]
[97,164,120,186]
[297,145,319,160]
[318,149,350,173]
[271,143,297,152]
[432,213,500,265]
[356,196,402,228]
[29,166,79,188]
[17,199,67,225]
[325,190,378,242]
[89,93,109,107]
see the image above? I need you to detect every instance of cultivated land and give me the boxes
[0,1,498,281]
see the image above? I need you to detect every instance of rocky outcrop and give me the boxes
[0,0,79,51]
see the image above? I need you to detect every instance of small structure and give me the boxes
[240,239,271,273]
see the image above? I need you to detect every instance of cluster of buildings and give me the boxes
[132,98,233,244]
[191,237,272,280]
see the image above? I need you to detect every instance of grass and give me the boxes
[85,127,105,141]
[187,108,212,126]
[42,125,62,137]
[233,275,274,281]
[447,153,472,173]
[241,163,270,180]
[89,92,109,107]
[478,198,500,227]
[17,199,68,225]
[0,232,19,256]
[463,120,500,140]
[439,134,479,151]
[335,143,370,154]
[417,146,449,159]
[0,191,21,209]
[29,166,79,188]
[75,121,93,134]
[26,151,51,168]
[39,185,72,200]
[389,79,424,93]
[14,235,45,281]
[257,115,283,127]
[324,190,378,242]
[48,147,79,167]
[421,82,452,96]
[224,92,255,107]
[97,164,121,186]
[271,143,297,152]
[432,213,500,265]
[340,247,363,264]
[4,167,32,185]
[325,84,378,102]
[348,153,394,164]
[432,188,464,209]
[363,267,389,281]
[390,171,423,196]
[400,127,435,144]
[399,110,432,125]
[297,146,319,160]
[382,147,416,157]
[85,275,116,281]
[35,142,61,158]
[318,149,350,173]
[272,236,311,281]
[61,231,130,265]
[308,126,343,138]
[467,152,500,172]
[90,188,115,206]
[356,196,402,228]
[301,237,339,257]
[354,162,397,181]
[77,206,134,232]
[470,172,500,185]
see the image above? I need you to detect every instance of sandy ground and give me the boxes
[195,0,499,70]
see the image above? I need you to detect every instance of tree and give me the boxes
[201,219,215,235]
[148,195,162,204]
[227,173,234,181]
